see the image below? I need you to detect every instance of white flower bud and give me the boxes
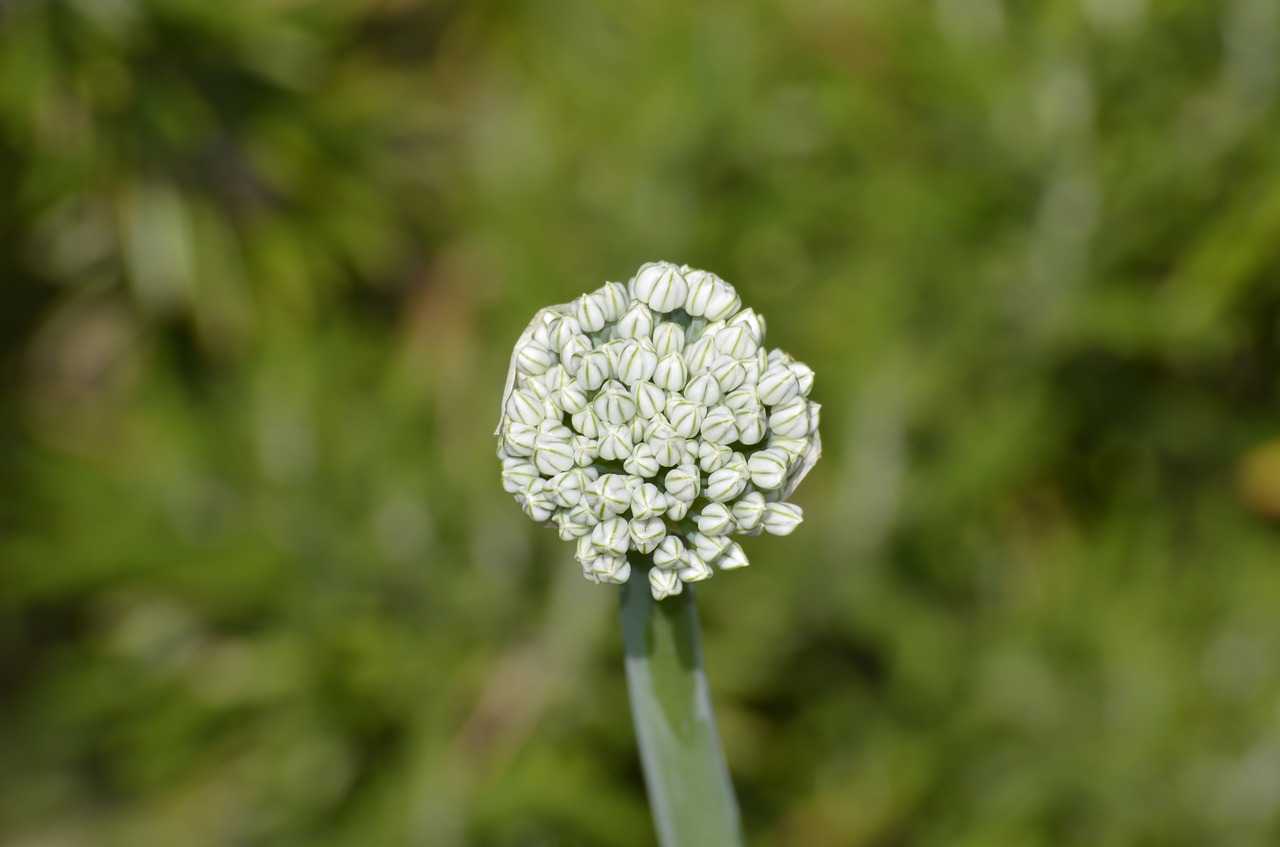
[703,281,741,321]
[629,517,666,553]
[687,531,729,564]
[650,433,686,467]
[705,466,747,502]
[570,407,602,438]
[501,459,539,493]
[721,388,757,412]
[631,483,668,520]
[593,383,638,425]
[630,415,648,443]
[547,470,586,507]
[682,336,718,375]
[516,340,557,376]
[554,513,592,540]
[768,436,810,458]
[710,356,747,392]
[598,425,633,461]
[697,502,734,536]
[756,364,800,406]
[548,314,582,351]
[683,270,723,317]
[679,551,714,583]
[666,398,704,439]
[575,292,608,332]
[698,441,731,473]
[576,535,595,563]
[731,492,766,531]
[587,474,631,516]
[715,541,750,570]
[534,439,576,475]
[728,308,766,345]
[591,516,630,556]
[653,353,688,392]
[599,281,629,321]
[506,388,546,425]
[762,502,804,536]
[632,261,671,302]
[593,554,631,584]
[680,440,700,465]
[568,500,601,529]
[747,449,790,490]
[540,364,570,395]
[807,402,821,431]
[571,435,598,466]
[576,349,610,390]
[623,443,660,478]
[788,361,815,396]
[560,335,591,373]
[517,479,556,522]
[557,380,589,414]
[735,408,767,445]
[616,341,658,387]
[768,397,813,439]
[713,324,756,359]
[700,406,739,444]
[653,535,686,569]
[683,372,721,406]
[666,497,690,520]
[634,381,666,420]
[652,322,685,358]
[664,464,701,502]
[649,566,683,599]
[642,265,688,313]
[618,303,656,339]
[502,422,537,457]
[538,418,573,439]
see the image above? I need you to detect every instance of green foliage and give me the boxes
[3,1,1280,845]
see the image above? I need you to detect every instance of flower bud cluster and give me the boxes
[497,262,820,600]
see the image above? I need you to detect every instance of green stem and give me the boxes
[620,556,743,847]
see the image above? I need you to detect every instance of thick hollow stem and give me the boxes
[620,556,743,847]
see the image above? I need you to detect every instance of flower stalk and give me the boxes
[620,554,743,847]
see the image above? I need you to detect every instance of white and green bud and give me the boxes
[571,435,599,466]
[575,292,608,332]
[768,397,814,439]
[762,502,804,536]
[534,438,576,476]
[593,382,638,426]
[683,270,723,317]
[683,372,721,406]
[748,449,790,490]
[789,361,815,396]
[592,517,631,556]
[664,464,701,502]
[634,381,666,420]
[716,541,750,570]
[666,498,690,521]
[652,322,685,358]
[653,535,686,569]
[570,406,602,439]
[629,517,667,553]
[688,531,730,564]
[698,441,732,473]
[666,398,704,439]
[548,314,582,351]
[683,336,719,375]
[653,352,688,392]
[710,356,748,392]
[756,364,800,406]
[618,303,656,339]
[501,459,539,493]
[516,340,557,376]
[506,388,546,426]
[631,483,668,520]
[649,566,683,599]
[503,422,537,457]
[703,281,741,321]
[706,466,748,502]
[731,492,766,532]
[576,349,610,391]
[700,406,739,444]
[557,380,589,414]
[697,502,734,536]
[616,341,658,387]
[679,552,714,583]
[599,282,630,322]
[517,479,556,522]
[593,554,631,584]
[559,335,591,373]
[598,425,634,461]
[623,443,661,478]
[736,408,767,445]
[713,324,755,359]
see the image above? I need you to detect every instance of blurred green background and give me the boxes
[3,1,1280,845]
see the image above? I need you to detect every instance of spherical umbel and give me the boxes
[497,262,821,600]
